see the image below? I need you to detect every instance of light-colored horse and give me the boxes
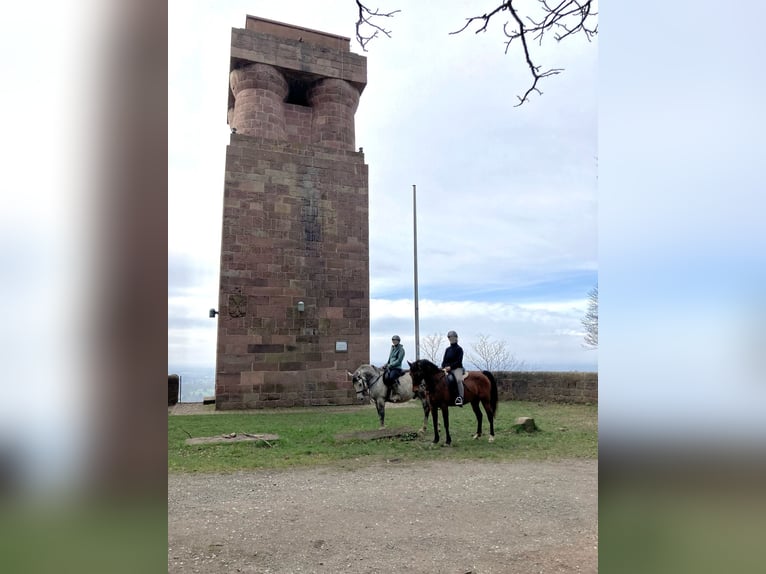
[348,364,431,431]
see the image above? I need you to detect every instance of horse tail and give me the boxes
[483,370,498,416]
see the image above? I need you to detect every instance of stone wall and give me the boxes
[494,371,598,404]
[215,17,368,410]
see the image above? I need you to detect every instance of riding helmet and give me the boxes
[447,330,458,338]
[392,335,401,342]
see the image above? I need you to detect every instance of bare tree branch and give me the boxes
[354,1,401,52]
[418,332,445,363]
[466,334,526,372]
[352,1,596,104]
[451,4,509,35]
[451,0,597,105]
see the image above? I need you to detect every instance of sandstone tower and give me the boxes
[214,16,369,409]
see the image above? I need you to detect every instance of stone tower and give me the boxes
[214,16,369,409]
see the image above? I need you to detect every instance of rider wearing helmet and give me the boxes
[383,335,405,401]
[441,330,465,406]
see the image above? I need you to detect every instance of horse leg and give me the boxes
[471,401,483,440]
[431,405,440,444]
[420,398,430,433]
[375,398,386,429]
[483,399,495,443]
[442,406,452,446]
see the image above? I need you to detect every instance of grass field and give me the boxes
[168,400,597,473]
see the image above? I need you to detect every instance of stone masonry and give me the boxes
[496,371,598,404]
[215,16,369,409]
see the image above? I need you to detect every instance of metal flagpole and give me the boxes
[413,184,420,360]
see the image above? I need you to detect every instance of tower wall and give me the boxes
[215,16,369,409]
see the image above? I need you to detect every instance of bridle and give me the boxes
[410,362,439,392]
[353,369,383,397]
[409,371,427,398]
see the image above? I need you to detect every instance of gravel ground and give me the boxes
[168,459,597,573]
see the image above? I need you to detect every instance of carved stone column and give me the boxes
[229,63,288,139]
[308,78,360,151]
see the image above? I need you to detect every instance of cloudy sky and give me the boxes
[168,0,598,372]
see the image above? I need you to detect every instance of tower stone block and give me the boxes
[214,16,369,409]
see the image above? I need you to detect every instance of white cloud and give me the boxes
[369,297,595,371]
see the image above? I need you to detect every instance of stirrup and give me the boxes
[454,396,463,407]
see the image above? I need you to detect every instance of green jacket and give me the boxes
[385,344,405,369]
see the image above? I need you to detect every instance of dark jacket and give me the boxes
[441,343,464,370]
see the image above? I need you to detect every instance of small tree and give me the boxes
[466,334,525,372]
[581,285,598,349]
[418,332,444,363]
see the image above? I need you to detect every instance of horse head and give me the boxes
[408,359,444,394]
[349,364,380,401]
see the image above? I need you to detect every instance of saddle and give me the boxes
[384,367,403,386]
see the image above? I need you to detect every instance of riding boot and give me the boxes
[384,369,401,402]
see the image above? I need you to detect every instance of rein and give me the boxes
[355,370,383,395]
[365,372,383,390]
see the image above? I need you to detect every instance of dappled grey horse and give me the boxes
[348,364,430,431]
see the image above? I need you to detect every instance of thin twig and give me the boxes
[355,1,401,51]
[450,4,509,35]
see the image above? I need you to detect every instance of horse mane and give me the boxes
[414,359,439,372]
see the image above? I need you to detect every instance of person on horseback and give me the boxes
[382,335,405,401]
[441,330,465,406]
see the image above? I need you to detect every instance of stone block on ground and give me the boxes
[513,416,538,433]
[185,433,279,446]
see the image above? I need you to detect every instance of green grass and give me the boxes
[168,400,597,473]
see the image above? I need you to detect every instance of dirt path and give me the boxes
[168,459,597,573]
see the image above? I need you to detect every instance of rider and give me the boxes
[382,335,405,400]
[441,330,465,406]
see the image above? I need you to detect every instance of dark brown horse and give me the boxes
[408,359,498,446]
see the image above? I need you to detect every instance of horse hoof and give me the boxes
[488,435,495,443]
[472,434,480,440]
